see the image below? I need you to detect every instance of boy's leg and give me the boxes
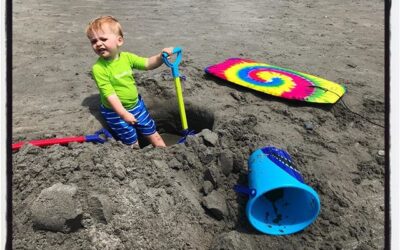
[130,142,140,150]
[134,96,166,147]
[145,132,166,147]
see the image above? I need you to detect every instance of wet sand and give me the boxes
[12,0,385,249]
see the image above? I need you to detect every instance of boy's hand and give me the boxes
[161,47,174,57]
[146,47,174,70]
[122,112,137,124]
[106,94,137,124]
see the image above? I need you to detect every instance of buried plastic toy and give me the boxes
[12,128,112,151]
[235,146,320,235]
[162,47,195,143]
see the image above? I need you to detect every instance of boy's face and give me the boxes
[88,25,123,60]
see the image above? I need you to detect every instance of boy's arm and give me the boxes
[145,47,174,70]
[107,94,137,124]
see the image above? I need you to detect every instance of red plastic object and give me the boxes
[12,136,85,151]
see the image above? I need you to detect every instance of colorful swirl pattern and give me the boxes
[205,58,346,104]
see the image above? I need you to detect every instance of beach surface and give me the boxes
[12,0,385,249]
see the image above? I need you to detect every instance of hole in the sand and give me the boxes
[65,214,83,233]
[139,98,215,147]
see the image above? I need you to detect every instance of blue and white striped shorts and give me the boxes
[100,95,157,145]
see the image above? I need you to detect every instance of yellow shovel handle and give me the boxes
[174,76,188,130]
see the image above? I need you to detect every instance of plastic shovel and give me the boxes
[12,128,112,151]
[162,47,195,143]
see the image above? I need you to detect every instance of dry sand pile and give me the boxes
[12,0,385,249]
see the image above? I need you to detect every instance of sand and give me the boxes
[12,0,385,249]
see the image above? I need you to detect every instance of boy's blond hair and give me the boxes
[86,16,123,38]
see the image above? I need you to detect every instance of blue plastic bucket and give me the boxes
[244,146,320,235]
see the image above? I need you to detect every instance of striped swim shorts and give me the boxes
[100,95,157,145]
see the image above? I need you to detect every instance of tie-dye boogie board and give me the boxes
[205,58,346,104]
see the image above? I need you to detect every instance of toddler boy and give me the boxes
[86,16,172,148]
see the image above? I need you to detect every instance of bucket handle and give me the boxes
[234,185,257,197]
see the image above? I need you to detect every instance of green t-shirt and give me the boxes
[92,51,148,109]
